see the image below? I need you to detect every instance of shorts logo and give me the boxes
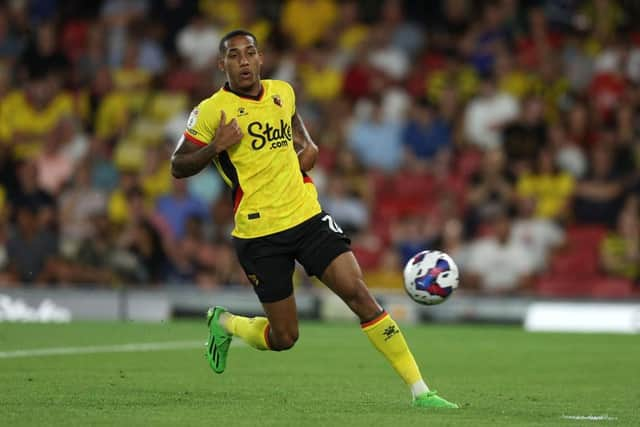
[382,325,399,341]
[187,108,199,129]
[248,274,259,286]
[238,107,248,116]
[272,95,282,107]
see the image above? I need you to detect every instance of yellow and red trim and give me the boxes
[360,311,388,329]
[183,131,207,147]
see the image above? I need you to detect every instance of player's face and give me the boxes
[219,35,263,93]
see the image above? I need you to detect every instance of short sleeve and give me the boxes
[184,99,220,146]
[287,82,296,116]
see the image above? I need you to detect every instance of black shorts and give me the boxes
[232,212,351,303]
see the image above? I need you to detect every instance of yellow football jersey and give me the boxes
[183,79,321,239]
[0,90,74,159]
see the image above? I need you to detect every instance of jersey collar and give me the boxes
[223,82,264,101]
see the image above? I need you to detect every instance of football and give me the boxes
[403,250,459,305]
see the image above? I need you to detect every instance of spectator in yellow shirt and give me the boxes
[298,43,343,103]
[1,73,73,159]
[281,0,337,48]
[516,148,575,221]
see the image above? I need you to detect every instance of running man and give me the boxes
[171,30,457,409]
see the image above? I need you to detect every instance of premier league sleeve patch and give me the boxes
[187,108,199,129]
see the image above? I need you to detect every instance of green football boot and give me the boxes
[205,306,232,374]
[412,391,459,409]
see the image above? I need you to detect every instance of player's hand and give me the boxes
[213,110,243,153]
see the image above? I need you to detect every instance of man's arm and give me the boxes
[171,136,219,179]
[292,112,318,172]
[171,110,243,178]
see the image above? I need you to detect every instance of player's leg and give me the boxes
[205,236,298,373]
[296,213,457,407]
[216,294,299,351]
[321,252,458,408]
[320,252,426,392]
[260,294,299,350]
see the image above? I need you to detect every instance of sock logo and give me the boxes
[382,325,399,341]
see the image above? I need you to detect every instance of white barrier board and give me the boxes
[524,303,640,334]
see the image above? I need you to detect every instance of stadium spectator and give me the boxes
[6,205,59,284]
[176,15,221,70]
[133,21,167,75]
[298,42,343,104]
[379,0,424,58]
[35,121,75,196]
[464,148,515,236]
[121,218,169,284]
[549,123,588,179]
[426,49,479,104]
[462,1,511,76]
[347,96,403,172]
[515,147,575,222]
[156,178,208,240]
[599,196,640,282]
[1,71,74,160]
[281,0,337,49]
[464,207,536,295]
[58,163,108,250]
[566,101,596,148]
[100,0,149,67]
[402,97,452,172]
[19,21,69,82]
[367,24,410,82]
[0,6,24,61]
[510,197,565,273]
[107,171,141,226]
[436,217,470,271]
[573,144,626,226]
[169,215,214,284]
[502,95,547,174]
[463,74,519,150]
[11,160,56,230]
[333,0,368,56]
[74,212,133,284]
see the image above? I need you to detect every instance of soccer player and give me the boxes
[170,30,458,409]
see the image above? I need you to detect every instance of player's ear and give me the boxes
[217,57,225,73]
[258,51,264,66]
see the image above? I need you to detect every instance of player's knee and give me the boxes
[270,330,298,351]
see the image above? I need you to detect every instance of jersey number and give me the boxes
[321,215,343,234]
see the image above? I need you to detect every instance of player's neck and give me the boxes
[224,81,264,100]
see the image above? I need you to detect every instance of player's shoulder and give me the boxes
[264,79,294,93]
[196,87,229,110]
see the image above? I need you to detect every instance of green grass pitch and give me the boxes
[0,321,638,426]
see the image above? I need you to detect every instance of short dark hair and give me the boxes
[219,30,258,55]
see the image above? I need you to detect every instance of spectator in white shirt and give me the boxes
[176,16,221,70]
[463,75,519,150]
[510,197,565,273]
[464,206,536,294]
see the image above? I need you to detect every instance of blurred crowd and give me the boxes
[0,0,639,297]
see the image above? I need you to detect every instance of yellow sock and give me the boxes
[223,314,271,350]
[361,311,428,397]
